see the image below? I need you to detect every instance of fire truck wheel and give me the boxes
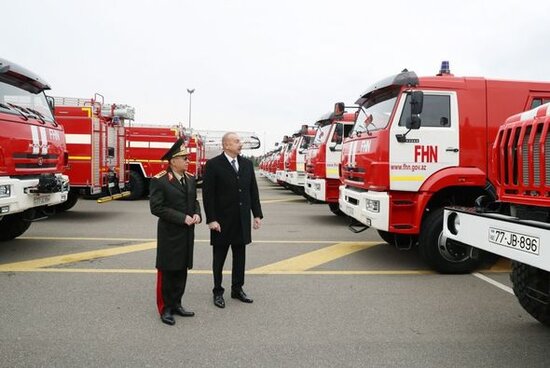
[419,208,482,274]
[328,203,345,216]
[0,213,32,241]
[54,192,79,212]
[510,261,550,326]
[125,171,146,200]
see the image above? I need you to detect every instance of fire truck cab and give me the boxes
[304,103,355,214]
[0,58,69,240]
[339,62,550,273]
[53,95,133,210]
[275,136,292,186]
[282,125,316,195]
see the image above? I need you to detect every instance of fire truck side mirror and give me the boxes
[406,116,421,130]
[334,102,345,115]
[406,91,423,130]
[410,91,423,115]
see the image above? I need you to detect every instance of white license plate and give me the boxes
[33,195,51,206]
[488,227,540,255]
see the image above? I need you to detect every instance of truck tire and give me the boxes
[329,203,345,216]
[54,191,79,212]
[0,213,32,241]
[125,171,146,200]
[419,208,481,274]
[510,261,550,326]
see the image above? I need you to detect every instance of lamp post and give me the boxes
[187,88,195,128]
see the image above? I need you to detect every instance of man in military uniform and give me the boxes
[150,138,201,326]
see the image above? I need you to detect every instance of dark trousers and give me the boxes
[156,269,188,314]
[212,243,245,296]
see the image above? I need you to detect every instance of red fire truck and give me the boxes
[339,61,550,273]
[0,58,69,240]
[275,136,292,186]
[125,125,205,199]
[53,95,133,210]
[304,104,355,214]
[444,102,550,325]
[282,125,317,195]
[261,146,282,184]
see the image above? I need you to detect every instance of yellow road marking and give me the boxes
[0,242,156,272]
[0,268,508,275]
[18,237,348,244]
[249,242,378,273]
[5,268,435,275]
[0,238,511,275]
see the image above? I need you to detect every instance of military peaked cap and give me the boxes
[161,138,189,160]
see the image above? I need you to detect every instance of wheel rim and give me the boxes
[437,230,471,263]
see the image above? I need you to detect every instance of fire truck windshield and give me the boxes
[313,124,331,146]
[0,81,55,123]
[351,89,398,135]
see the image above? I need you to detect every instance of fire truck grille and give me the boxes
[12,153,59,170]
[497,118,550,203]
[344,166,365,183]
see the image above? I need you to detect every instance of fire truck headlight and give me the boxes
[313,183,321,191]
[0,185,11,198]
[365,199,380,213]
[447,212,460,235]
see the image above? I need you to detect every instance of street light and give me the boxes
[187,88,195,128]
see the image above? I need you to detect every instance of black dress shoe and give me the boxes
[173,306,195,317]
[213,295,225,308]
[231,290,253,303]
[161,310,175,326]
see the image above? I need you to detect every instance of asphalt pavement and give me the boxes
[0,176,549,368]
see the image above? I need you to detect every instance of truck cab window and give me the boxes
[399,94,451,128]
[332,123,343,144]
[530,98,550,109]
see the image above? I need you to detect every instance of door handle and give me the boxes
[446,148,459,153]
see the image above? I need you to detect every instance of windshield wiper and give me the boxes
[7,103,29,121]
[25,107,50,125]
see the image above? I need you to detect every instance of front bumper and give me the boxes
[0,174,70,216]
[444,207,550,272]
[305,178,326,201]
[339,185,389,231]
[285,171,305,187]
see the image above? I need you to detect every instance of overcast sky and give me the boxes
[3,0,550,154]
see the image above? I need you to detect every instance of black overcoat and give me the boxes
[202,154,263,246]
[149,168,201,270]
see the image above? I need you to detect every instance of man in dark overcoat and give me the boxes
[150,138,201,325]
[202,132,263,308]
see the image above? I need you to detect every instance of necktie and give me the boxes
[180,176,186,187]
[231,159,238,173]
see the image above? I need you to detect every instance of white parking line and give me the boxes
[472,272,514,295]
